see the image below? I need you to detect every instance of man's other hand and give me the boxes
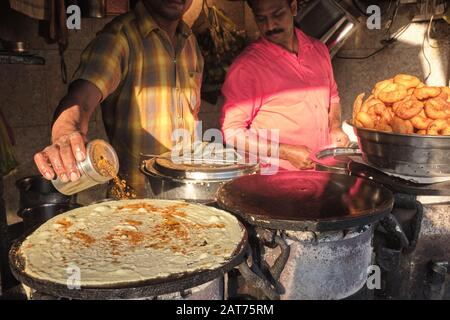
[280,144,314,170]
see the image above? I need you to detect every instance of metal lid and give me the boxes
[147,152,259,181]
[83,139,119,182]
[216,171,394,232]
[310,146,362,173]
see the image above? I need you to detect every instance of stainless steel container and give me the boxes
[347,119,450,178]
[52,139,119,195]
[140,155,259,203]
[264,226,374,300]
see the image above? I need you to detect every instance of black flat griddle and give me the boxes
[216,171,394,232]
[9,225,248,300]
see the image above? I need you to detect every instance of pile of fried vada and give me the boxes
[353,74,450,135]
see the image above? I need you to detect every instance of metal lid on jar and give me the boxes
[82,139,119,182]
[146,152,259,181]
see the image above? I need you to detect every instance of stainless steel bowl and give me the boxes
[346,119,450,177]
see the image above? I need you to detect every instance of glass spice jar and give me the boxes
[52,139,119,195]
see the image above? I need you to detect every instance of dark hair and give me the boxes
[246,0,294,9]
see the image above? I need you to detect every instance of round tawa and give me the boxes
[9,225,248,300]
[216,171,394,232]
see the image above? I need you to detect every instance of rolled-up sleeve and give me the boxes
[220,64,263,142]
[72,29,128,102]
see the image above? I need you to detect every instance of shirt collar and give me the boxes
[261,28,313,56]
[135,1,192,38]
[295,28,314,51]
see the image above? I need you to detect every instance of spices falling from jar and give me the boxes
[96,156,136,200]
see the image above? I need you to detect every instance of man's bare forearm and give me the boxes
[51,80,102,142]
[225,129,277,160]
[329,102,343,130]
[224,128,308,162]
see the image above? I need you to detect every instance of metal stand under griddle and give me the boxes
[314,146,450,300]
[28,277,225,300]
[348,159,450,300]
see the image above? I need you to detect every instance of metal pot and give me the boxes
[17,203,82,231]
[347,119,450,178]
[80,0,106,18]
[16,176,76,212]
[140,157,259,203]
[1,40,27,53]
[264,226,374,300]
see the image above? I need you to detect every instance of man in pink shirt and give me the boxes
[220,0,349,171]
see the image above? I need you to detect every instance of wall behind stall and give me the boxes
[333,4,450,122]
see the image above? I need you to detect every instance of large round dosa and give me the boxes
[18,199,244,287]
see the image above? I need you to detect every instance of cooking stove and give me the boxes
[3,146,450,300]
[217,171,395,300]
[313,146,450,299]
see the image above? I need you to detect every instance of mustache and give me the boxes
[265,28,284,37]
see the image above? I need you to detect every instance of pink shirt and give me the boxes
[221,29,340,171]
